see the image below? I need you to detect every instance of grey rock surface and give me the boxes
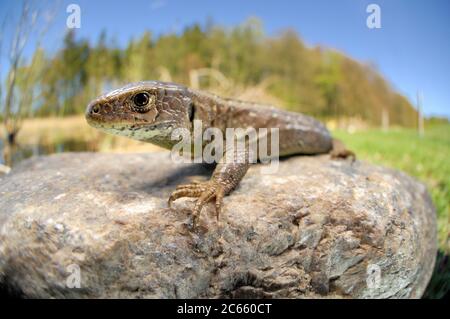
[0,152,437,298]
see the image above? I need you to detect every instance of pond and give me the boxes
[0,139,93,167]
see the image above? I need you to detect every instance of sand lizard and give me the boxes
[86,81,354,227]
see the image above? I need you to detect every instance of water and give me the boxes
[0,139,92,167]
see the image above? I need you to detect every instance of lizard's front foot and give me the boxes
[330,148,356,161]
[168,181,225,227]
[330,138,356,162]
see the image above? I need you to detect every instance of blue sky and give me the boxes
[1,0,449,118]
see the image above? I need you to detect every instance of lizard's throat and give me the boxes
[96,122,178,148]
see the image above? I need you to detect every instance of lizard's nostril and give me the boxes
[92,105,100,114]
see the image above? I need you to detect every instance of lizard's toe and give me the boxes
[330,149,356,162]
[168,182,206,205]
[168,181,225,226]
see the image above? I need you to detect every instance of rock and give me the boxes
[0,152,437,298]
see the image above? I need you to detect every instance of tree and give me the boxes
[0,0,55,165]
[2,15,420,146]
[315,51,342,119]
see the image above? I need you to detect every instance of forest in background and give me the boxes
[1,18,419,127]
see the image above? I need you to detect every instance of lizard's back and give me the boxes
[206,94,333,156]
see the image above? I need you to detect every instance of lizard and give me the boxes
[85,81,354,226]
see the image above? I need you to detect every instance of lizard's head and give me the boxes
[85,81,194,147]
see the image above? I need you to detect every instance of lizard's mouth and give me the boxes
[85,99,161,130]
[85,99,180,146]
[89,119,178,143]
[85,102,140,129]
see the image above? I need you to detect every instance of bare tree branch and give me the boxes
[1,0,57,165]
[0,14,8,111]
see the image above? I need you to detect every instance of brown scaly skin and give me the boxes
[86,81,354,227]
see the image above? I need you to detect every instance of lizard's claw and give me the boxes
[168,181,225,226]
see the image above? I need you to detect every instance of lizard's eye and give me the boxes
[134,92,149,107]
[132,92,153,113]
[92,105,100,114]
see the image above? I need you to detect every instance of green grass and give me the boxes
[334,124,450,298]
